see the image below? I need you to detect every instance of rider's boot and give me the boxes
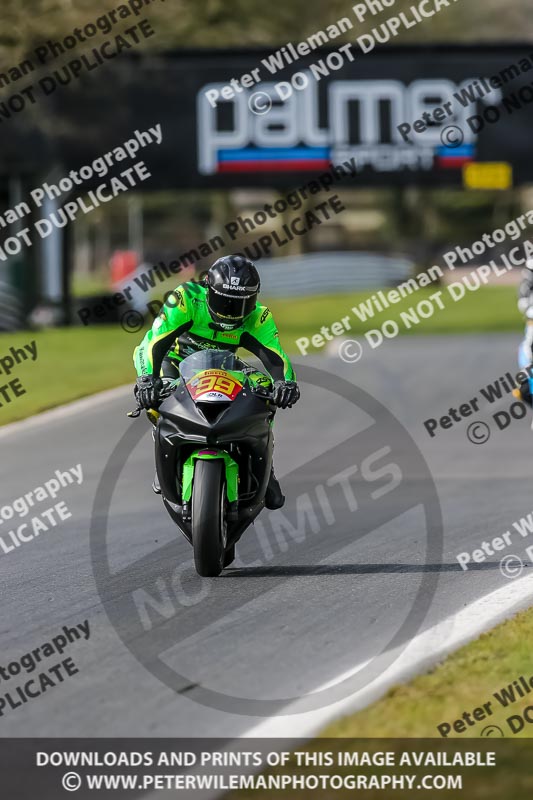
[265,468,285,510]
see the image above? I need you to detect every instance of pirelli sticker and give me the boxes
[186,369,243,401]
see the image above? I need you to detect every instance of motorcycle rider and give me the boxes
[517,258,533,318]
[515,258,533,405]
[133,254,300,509]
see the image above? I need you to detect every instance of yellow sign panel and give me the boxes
[463,162,513,190]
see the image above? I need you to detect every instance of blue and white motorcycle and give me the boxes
[517,306,533,372]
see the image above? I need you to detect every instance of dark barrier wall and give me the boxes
[3,45,533,188]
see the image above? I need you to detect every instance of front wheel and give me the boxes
[191,459,227,577]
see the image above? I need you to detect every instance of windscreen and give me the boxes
[180,350,246,403]
[178,350,242,382]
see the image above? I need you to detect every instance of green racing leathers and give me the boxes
[133,280,295,383]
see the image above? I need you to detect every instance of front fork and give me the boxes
[154,413,275,517]
[181,450,239,521]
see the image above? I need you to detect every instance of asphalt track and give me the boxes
[1,334,532,737]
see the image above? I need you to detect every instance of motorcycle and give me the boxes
[129,349,275,577]
[518,306,533,371]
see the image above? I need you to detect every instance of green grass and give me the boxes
[0,285,521,425]
[0,326,135,425]
[71,274,112,297]
[266,285,520,354]
[321,606,533,739]
[223,609,533,798]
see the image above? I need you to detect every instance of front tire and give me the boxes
[191,459,227,577]
[223,544,235,568]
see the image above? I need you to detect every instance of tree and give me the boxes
[0,0,531,69]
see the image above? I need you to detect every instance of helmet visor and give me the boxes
[208,288,256,321]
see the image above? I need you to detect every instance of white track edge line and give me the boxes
[0,383,131,439]
[143,578,533,800]
[243,571,533,738]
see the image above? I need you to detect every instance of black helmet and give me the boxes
[206,255,260,329]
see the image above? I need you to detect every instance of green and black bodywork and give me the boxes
[133,281,296,576]
[153,350,276,576]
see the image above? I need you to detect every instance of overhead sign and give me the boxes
[197,77,496,177]
[5,46,533,188]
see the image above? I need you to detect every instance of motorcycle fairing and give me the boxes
[182,449,239,503]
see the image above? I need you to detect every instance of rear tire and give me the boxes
[191,459,226,577]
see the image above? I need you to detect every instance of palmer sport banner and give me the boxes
[5,44,533,188]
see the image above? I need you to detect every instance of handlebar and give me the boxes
[127,382,275,418]
[250,386,275,402]
[127,379,177,418]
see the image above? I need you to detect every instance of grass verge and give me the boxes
[321,605,533,738]
[0,285,520,425]
[267,285,520,354]
[0,326,135,425]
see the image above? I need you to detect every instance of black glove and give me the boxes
[272,380,300,409]
[134,375,163,409]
